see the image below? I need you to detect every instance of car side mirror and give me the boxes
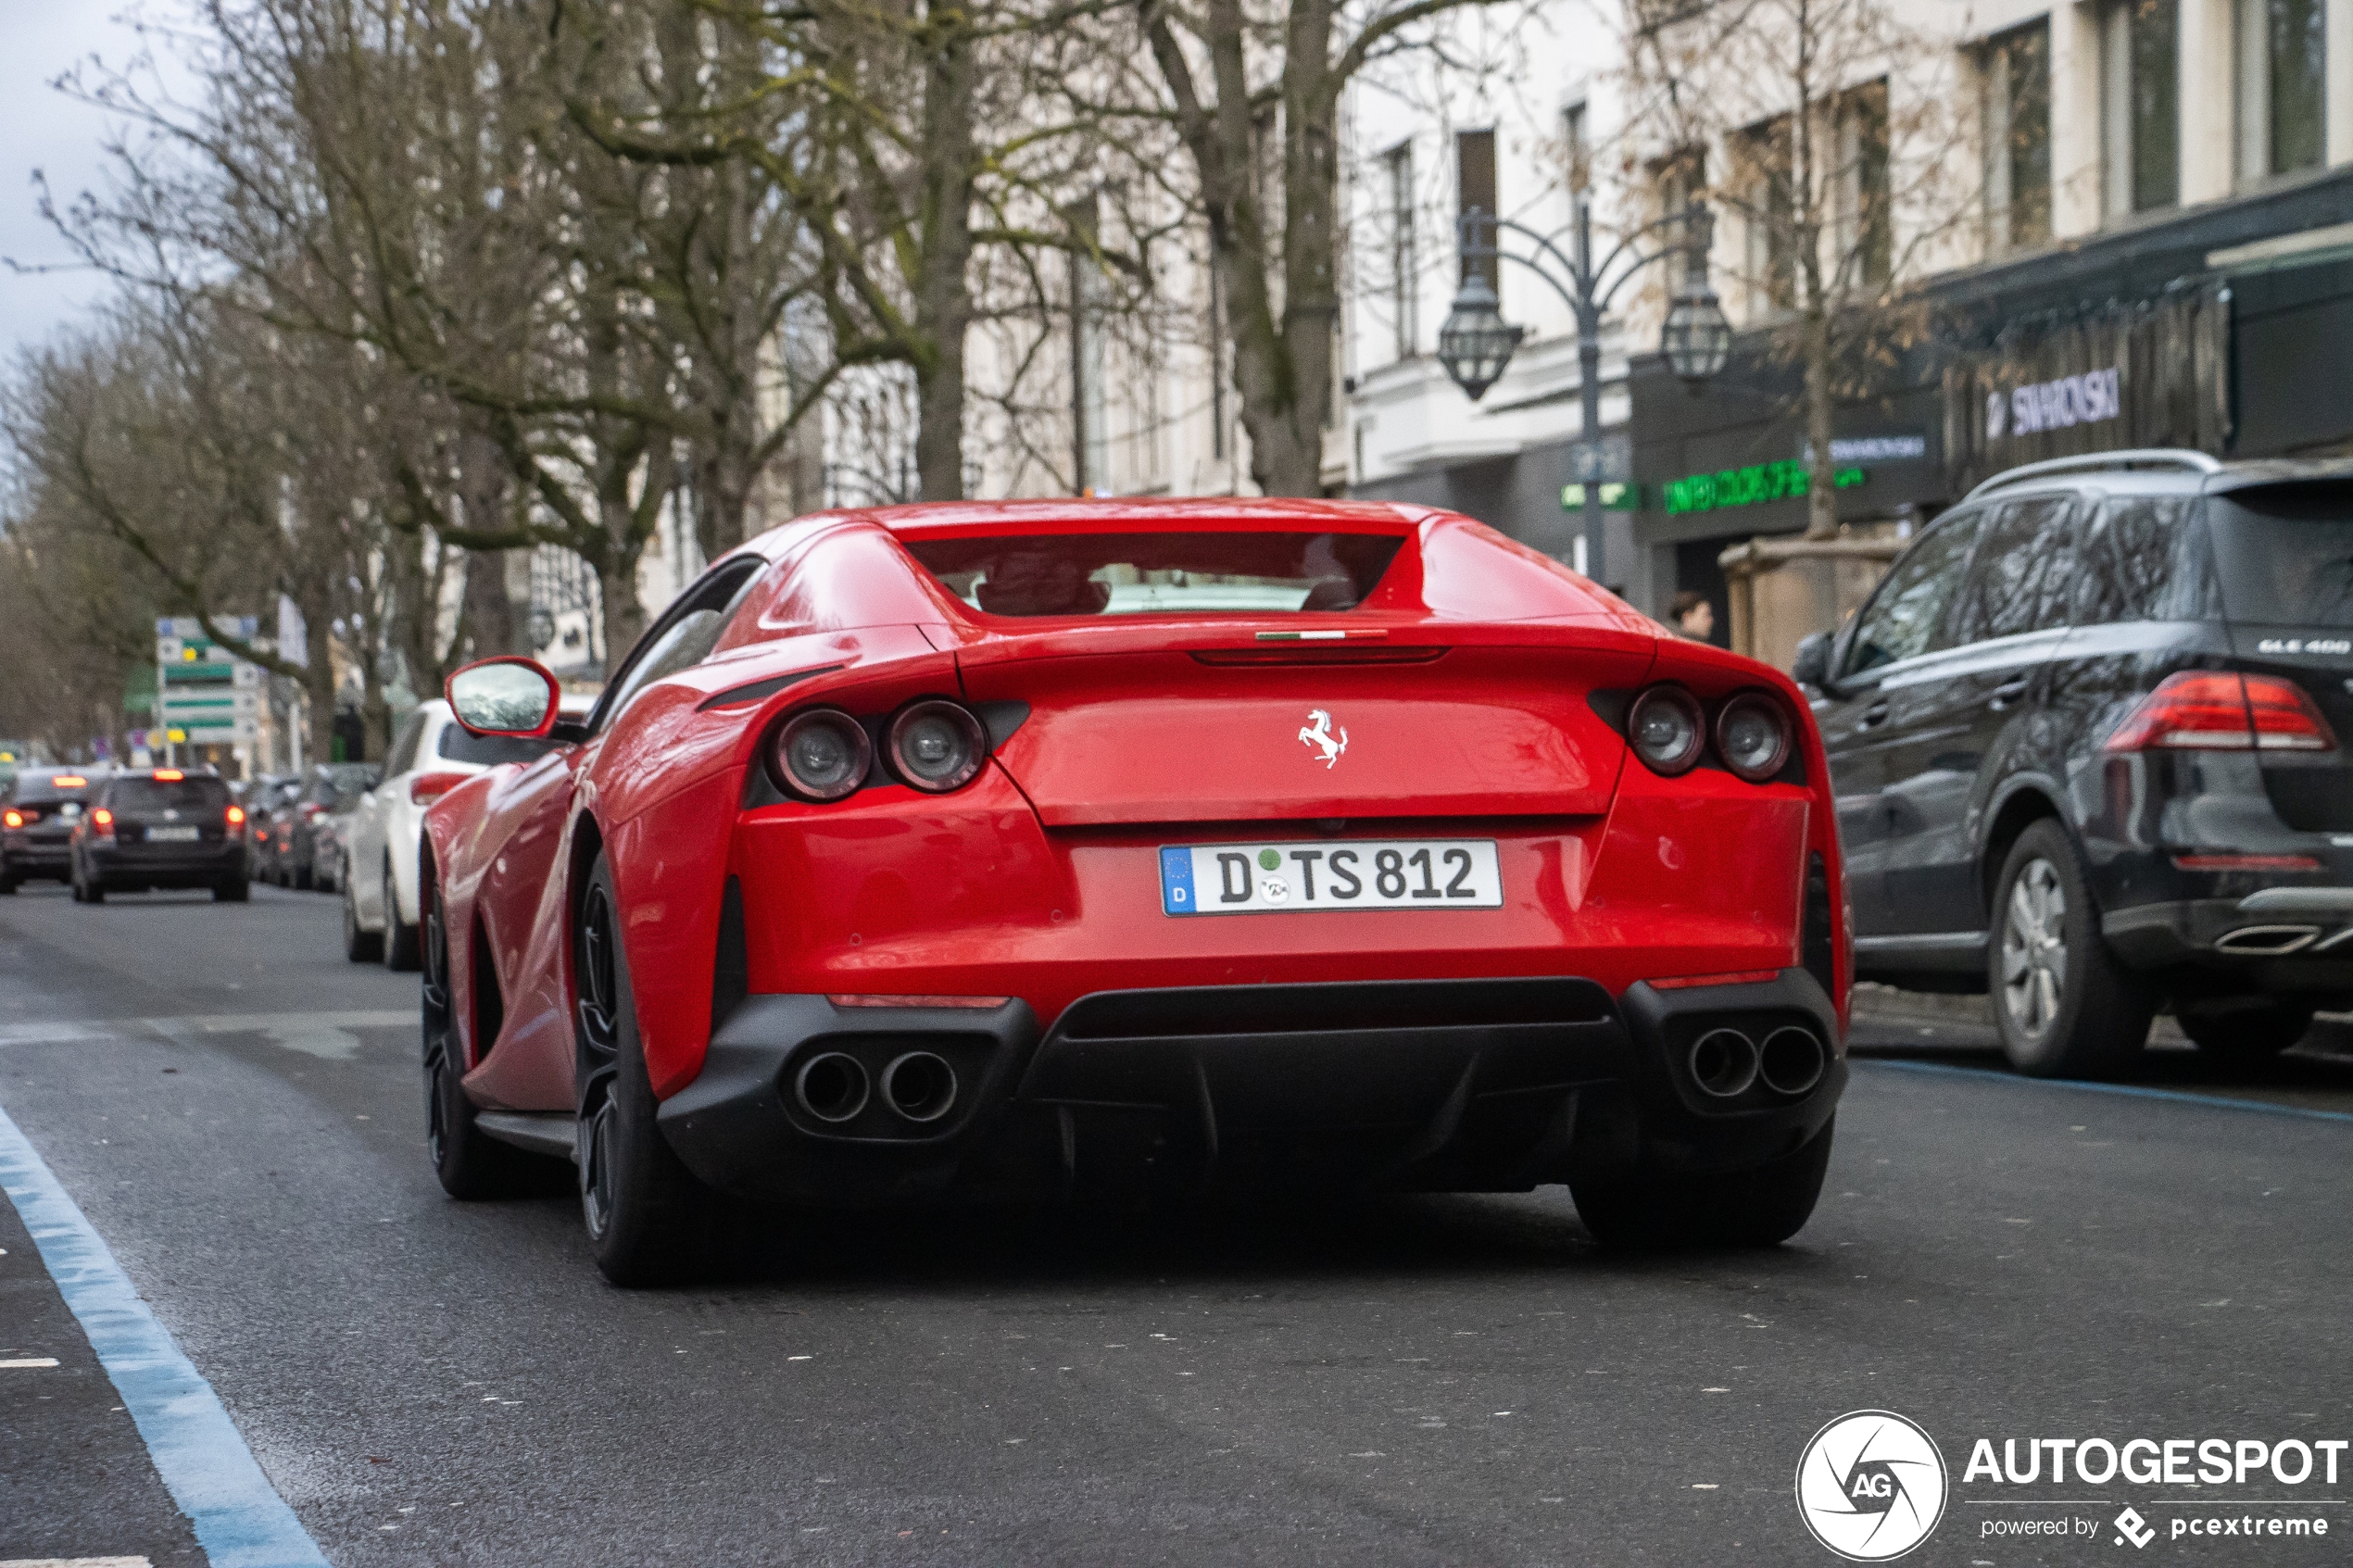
[447,658,561,738]
[1791,632,1831,691]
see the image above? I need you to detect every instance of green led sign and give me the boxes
[1559,483,1642,511]
[1663,460,1866,516]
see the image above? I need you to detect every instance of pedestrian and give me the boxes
[1668,589,1717,644]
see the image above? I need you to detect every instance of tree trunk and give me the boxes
[461,549,520,659]
[912,14,977,502]
[1802,299,1839,541]
[296,585,340,767]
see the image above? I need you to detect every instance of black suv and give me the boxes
[1796,450,2353,1077]
[69,769,250,903]
[2,768,104,890]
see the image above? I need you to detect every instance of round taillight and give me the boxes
[885,701,987,793]
[1627,685,1705,776]
[1716,692,1793,783]
[772,709,871,802]
[2,809,19,828]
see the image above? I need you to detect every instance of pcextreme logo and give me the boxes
[1796,1410,1951,1561]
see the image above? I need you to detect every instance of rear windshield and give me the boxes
[13,774,96,805]
[902,531,1404,617]
[110,778,231,813]
[2208,486,2353,627]
[438,727,559,766]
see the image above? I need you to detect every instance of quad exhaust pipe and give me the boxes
[1689,1029,1759,1098]
[881,1051,959,1123]
[1758,1025,1828,1098]
[2213,924,2321,956]
[1689,1024,1828,1099]
[794,1052,870,1123]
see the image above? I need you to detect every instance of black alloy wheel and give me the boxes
[1569,1116,1836,1248]
[574,855,724,1287]
[383,859,422,972]
[1987,821,2153,1079]
[421,884,557,1199]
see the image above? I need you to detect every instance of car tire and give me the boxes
[343,870,383,961]
[294,857,314,892]
[1570,1116,1836,1249]
[73,856,105,904]
[0,875,16,896]
[1987,821,2153,1079]
[422,882,561,1200]
[2177,1000,2313,1064]
[383,859,421,972]
[575,855,723,1287]
[214,876,249,904]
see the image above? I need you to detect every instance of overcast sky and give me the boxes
[0,5,185,366]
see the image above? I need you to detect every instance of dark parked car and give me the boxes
[1799,449,2353,1077]
[279,763,378,890]
[69,768,248,902]
[2,768,104,891]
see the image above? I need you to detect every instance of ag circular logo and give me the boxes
[1795,1410,1948,1561]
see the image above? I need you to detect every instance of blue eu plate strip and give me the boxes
[1160,846,1197,915]
[0,1101,332,1568]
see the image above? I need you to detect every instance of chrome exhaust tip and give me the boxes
[794,1051,870,1123]
[1757,1025,1828,1097]
[2213,924,2321,956]
[881,1051,958,1124]
[1689,1028,1760,1098]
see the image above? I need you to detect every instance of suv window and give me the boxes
[10,772,96,806]
[1841,509,1984,677]
[108,777,232,814]
[2072,496,2218,624]
[1951,496,2078,644]
[2207,483,2353,626]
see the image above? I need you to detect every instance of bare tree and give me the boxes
[1621,0,1977,537]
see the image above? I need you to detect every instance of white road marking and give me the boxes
[1,1357,62,1368]
[0,1012,411,1060]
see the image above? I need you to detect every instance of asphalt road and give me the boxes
[3,881,2350,1567]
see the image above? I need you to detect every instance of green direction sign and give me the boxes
[1663,460,1867,516]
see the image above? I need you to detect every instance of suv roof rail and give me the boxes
[1963,448,2223,504]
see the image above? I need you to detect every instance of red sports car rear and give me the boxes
[422,499,1849,1284]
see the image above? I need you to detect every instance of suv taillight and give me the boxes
[2104,672,2337,754]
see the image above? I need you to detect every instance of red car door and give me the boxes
[460,741,596,1110]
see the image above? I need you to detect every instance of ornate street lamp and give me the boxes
[1435,197,1731,582]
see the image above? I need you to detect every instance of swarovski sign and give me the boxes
[1983,366,2122,440]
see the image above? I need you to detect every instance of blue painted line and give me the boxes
[0,1101,331,1568]
[1857,1056,2353,1125]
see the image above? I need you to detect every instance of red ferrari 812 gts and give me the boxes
[422,498,1849,1284]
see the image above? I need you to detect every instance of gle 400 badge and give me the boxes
[1796,1410,1949,1561]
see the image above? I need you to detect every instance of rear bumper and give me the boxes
[85,844,245,887]
[655,972,1844,1206]
[2,843,71,879]
[2105,891,2353,998]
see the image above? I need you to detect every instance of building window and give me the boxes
[1456,128,1499,296]
[1563,100,1591,196]
[2238,0,2325,181]
[1838,81,1893,286]
[1736,118,1796,313]
[2104,0,2180,217]
[1982,20,2052,252]
[1384,142,1416,359]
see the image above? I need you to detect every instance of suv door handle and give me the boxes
[1860,701,1891,729]
[1989,676,2032,710]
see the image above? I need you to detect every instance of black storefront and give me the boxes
[1623,164,2353,633]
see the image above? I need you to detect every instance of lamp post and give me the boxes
[1437,195,1730,585]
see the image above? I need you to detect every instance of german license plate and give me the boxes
[1159,839,1503,915]
[148,825,199,842]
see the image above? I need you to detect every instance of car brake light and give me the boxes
[2,809,19,829]
[52,775,86,787]
[410,771,473,805]
[826,995,1011,1010]
[1648,970,1782,990]
[92,809,114,830]
[152,768,184,781]
[226,805,246,829]
[2103,672,2337,753]
[2171,853,2323,872]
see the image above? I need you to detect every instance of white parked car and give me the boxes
[340,698,575,968]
